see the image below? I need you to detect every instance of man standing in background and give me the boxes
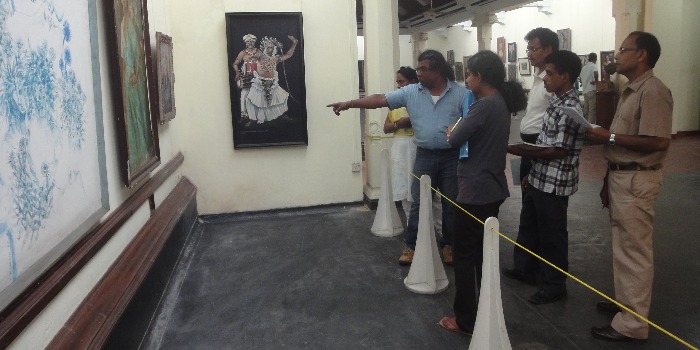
[580,52,599,123]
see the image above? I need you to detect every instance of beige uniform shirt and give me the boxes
[603,69,673,167]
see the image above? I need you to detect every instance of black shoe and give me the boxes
[596,300,622,314]
[527,288,567,304]
[502,268,537,285]
[591,325,635,342]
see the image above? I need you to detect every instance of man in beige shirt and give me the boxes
[586,31,673,342]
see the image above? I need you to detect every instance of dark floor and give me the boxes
[148,116,700,350]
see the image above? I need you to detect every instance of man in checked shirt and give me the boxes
[503,50,585,305]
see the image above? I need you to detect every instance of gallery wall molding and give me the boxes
[0,152,184,349]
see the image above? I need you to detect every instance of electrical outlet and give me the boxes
[352,162,361,172]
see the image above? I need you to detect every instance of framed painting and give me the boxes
[463,55,472,67]
[454,62,464,82]
[518,58,531,76]
[0,0,109,310]
[557,28,572,51]
[104,0,160,187]
[446,50,455,66]
[507,42,517,62]
[497,37,506,63]
[600,50,615,81]
[155,32,176,124]
[578,54,588,66]
[507,63,518,81]
[226,12,308,148]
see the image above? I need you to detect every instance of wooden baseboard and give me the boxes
[672,130,700,139]
[0,152,184,349]
[48,177,196,349]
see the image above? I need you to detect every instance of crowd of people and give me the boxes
[328,28,673,343]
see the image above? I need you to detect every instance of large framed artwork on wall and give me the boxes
[226,12,308,148]
[0,0,109,310]
[104,0,160,187]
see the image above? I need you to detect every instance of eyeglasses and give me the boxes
[416,66,432,73]
[525,46,544,53]
[618,47,641,55]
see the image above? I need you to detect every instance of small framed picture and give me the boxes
[507,42,517,62]
[518,58,531,76]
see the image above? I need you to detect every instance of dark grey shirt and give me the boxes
[448,93,511,204]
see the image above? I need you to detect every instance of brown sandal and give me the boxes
[438,316,473,336]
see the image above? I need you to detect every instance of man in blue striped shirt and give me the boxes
[504,50,586,304]
[328,50,468,265]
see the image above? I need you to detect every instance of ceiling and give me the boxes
[357,0,539,35]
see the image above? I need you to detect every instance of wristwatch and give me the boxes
[609,133,616,145]
[394,122,399,130]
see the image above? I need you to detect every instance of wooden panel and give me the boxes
[48,177,196,349]
[0,152,184,349]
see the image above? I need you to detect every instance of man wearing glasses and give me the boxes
[502,27,559,285]
[586,31,673,342]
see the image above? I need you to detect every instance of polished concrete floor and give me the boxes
[149,116,700,349]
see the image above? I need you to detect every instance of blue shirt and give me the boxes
[385,81,467,149]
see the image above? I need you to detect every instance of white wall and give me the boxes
[415,0,616,89]
[170,0,363,214]
[9,0,183,348]
[648,0,700,133]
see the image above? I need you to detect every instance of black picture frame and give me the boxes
[600,50,615,81]
[225,12,308,149]
[507,42,517,62]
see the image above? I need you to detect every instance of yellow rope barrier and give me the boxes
[396,159,698,350]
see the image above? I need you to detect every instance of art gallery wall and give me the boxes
[8,0,184,348]
[169,0,363,214]
[647,0,700,133]
[414,0,616,89]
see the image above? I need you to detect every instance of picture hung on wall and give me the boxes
[600,50,615,81]
[446,50,455,66]
[507,42,517,62]
[557,28,572,51]
[226,12,308,148]
[508,63,518,82]
[518,58,531,76]
[454,62,464,82]
[578,54,588,66]
[155,32,176,124]
[497,37,506,63]
[104,0,161,187]
[0,0,109,311]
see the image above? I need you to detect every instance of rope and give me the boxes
[387,154,698,350]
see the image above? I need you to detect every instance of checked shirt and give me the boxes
[528,89,586,196]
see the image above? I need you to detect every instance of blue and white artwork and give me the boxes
[0,0,107,308]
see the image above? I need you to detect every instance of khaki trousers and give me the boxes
[608,169,663,339]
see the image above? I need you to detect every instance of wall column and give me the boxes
[362,0,399,204]
[612,0,644,87]
[472,13,497,51]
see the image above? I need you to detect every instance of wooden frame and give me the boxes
[497,37,506,63]
[0,0,109,313]
[600,50,615,81]
[226,12,308,148]
[518,58,531,76]
[104,0,160,187]
[155,32,176,124]
[507,63,518,82]
[507,42,517,62]
[454,62,464,82]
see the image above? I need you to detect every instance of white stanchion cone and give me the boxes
[371,148,403,237]
[404,175,448,294]
[469,217,512,350]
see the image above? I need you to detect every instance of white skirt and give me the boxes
[390,135,417,201]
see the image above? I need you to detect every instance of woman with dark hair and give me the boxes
[383,67,421,223]
[439,50,526,334]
